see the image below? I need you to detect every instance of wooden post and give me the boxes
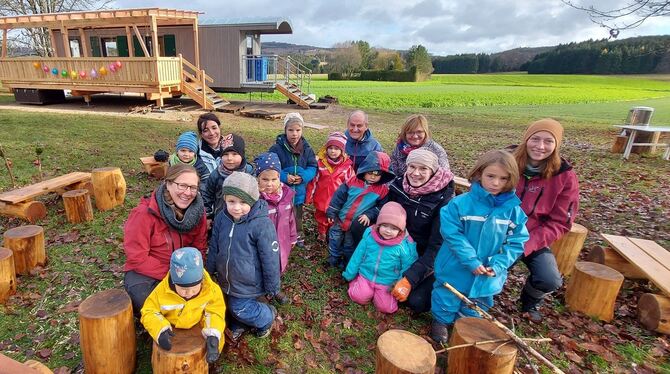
[78,28,89,57]
[638,293,670,335]
[48,29,58,57]
[447,318,517,374]
[78,289,136,374]
[192,19,200,69]
[132,25,150,57]
[91,167,126,211]
[565,262,624,322]
[0,201,47,223]
[125,26,134,57]
[375,329,436,374]
[150,16,159,58]
[60,24,71,58]
[549,223,588,276]
[201,69,207,109]
[62,189,94,223]
[151,326,208,374]
[0,248,17,304]
[2,28,7,58]
[585,246,646,279]
[611,135,627,154]
[2,225,46,275]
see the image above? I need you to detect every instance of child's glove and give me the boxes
[391,277,412,302]
[158,329,175,350]
[205,336,220,364]
[153,149,169,162]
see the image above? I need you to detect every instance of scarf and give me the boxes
[396,139,420,156]
[155,182,205,233]
[317,147,347,173]
[261,184,284,205]
[201,140,222,159]
[218,158,248,175]
[371,225,410,246]
[169,153,196,167]
[402,167,454,198]
[524,163,544,178]
[286,137,304,155]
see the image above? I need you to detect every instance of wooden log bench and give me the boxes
[0,172,91,222]
[140,156,168,179]
[600,234,670,334]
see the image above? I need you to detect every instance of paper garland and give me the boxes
[34,60,123,79]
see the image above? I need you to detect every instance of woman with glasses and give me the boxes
[390,114,450,177]
[122,164,208,313]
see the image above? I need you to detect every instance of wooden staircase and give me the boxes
[180,55,229,110]
[276,82,314,109]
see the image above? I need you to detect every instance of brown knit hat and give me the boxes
[376,202,407,232]
[406,148,439,173]
[523,118,564,148]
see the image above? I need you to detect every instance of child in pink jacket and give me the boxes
[306,132,354,242]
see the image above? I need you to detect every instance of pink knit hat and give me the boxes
[325,131,347,151]
[376,202,407,231]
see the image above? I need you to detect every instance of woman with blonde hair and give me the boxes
[390,114,450,176]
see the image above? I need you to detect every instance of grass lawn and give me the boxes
[0,76,669,373]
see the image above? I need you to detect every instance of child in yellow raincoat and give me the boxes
[141,247,226,363]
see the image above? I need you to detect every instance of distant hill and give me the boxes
[490,46,555,70]
[261,41,331,56]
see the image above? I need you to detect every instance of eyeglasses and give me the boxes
[407,130,425,138]
[171,181,199,193]
[366,170,382,176]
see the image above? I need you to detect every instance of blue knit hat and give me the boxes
[254,152,282,176]
[176,131,198,154]
[170,247,203,287]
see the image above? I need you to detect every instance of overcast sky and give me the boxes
[112,0,670,55]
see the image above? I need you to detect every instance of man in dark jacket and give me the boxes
[345,110,383,172]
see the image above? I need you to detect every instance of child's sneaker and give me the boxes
[255,305,277,338]
[325,255,339,268]
[295,239,305,249]
[228,325,250,342]
[430,321,450,346]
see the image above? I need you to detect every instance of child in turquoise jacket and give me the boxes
[431,150,529,345]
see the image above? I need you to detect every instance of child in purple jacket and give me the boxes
[255,152,297,305]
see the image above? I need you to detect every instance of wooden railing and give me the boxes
[0,57,181,87]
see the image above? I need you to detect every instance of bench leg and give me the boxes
[622,130,637,160]
[0,201,47,223]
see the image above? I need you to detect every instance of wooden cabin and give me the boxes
[0,8,315,109]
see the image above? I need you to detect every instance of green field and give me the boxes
[0,74,669,373]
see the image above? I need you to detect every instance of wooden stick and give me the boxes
[0,145,17,188]
[443,282,565,374]
[435,337,552,354]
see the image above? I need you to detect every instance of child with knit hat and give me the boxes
[269,112,318,248]
[205,171,280,340]
[342,202,417,314]
[306,131,354,242]
[326,151,395,269]
[169,131,210,181]
[200,133,255,221]
[141,247,226,364]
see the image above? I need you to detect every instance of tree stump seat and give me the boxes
[0,248,17,304]
[447,317,517,374]
[638,293,670,335]
[0,172,91,222]
[140,156,168,179]
[151,326,208,374]
[62,189,94,223]
[78,289,136,374]
[91,167,126,211]
[565,261,624,322]
[550,223,588,276]
[2,225,46,275]
[375,329,436,374]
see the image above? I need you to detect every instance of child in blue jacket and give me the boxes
[342,202,417,314]
[205,172,280,341]
[326,151,395,269]
[269,112,317,248]
[431,150,529,345]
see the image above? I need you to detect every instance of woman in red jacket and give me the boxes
[513,118,580,322]
[123,164,208,313]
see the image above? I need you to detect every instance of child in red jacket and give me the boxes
[306,132,354,242]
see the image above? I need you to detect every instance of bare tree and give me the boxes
[0,0,112,56]
[329,41,362,78]
[562,1,670,37]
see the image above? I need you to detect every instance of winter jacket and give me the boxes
[345,129,383,171]
[205,199,281,298]
[140,271,226,351]
[200,160,255,219]
[306,148,355,213]
[434,182,529,301]
[388,176,455,286]
[123,191,208,281]
[199,139,220,174]
[263,183,298,273]
[342,226,418,286]
[326,152,394,231]
[390,139,451,177]
[516,159,579,256]
[269,134,318,206]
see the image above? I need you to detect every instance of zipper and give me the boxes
[527,187,544,217]
[225,222,235,294]
[372,245,384,283]
[566,202,574,224]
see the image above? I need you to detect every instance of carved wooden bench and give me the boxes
[0,172,91,222]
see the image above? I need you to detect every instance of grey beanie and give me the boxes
[406,148,439,173]
[283,112,304,129]
[222,171,260,206]
[170,247,203,287]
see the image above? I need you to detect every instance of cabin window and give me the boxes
[246,34,253,55]
[69,38,82,57]
[101,37,118,57]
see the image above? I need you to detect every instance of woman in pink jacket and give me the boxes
[513,118,580,322]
